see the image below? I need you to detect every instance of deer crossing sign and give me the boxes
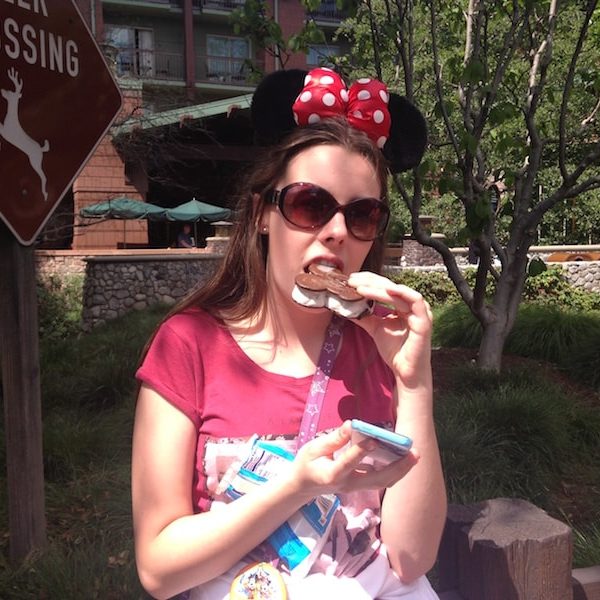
[0,0,121,245]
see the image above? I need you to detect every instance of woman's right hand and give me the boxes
[288,421,419,499]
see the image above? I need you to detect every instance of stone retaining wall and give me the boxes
[390,260,600,294]
[561,261,600,293]
[81,253,222,330]
[34,247,600,330]
[35,250,88,280]
[400,241,600,293]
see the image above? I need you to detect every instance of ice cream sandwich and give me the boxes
[292,264,374,319]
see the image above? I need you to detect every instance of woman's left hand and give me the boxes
[347,272,433,387]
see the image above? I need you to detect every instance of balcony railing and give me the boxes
[113,49,185,80]
[108,0,336,16]
[308,1,346,22]
[169,0,244,9]
[201,0,245,10]
[197,55,259,85]
[111,48,260,86]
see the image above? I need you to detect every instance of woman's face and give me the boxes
[262,144,382,315]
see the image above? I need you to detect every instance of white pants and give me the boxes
[189,550,439,600]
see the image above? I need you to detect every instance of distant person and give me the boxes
[177,224,194,248]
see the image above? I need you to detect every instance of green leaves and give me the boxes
[463,194,495,236]
[488,102,520,127]
[434,99,454,119]
[231,0,283,47]
[288,20,326,52]
[462,58,485,84]
[232,0,327,61]
[460,131,479,154]
[301,0,322,11]
[527,257,548,277]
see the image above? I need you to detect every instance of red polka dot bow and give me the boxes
[292,68,391,148]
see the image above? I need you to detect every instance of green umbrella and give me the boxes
[166,199,231,223]
[79,197,167,220]
[80,197,168,249]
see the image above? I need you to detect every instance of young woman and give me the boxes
[132,69,446,600]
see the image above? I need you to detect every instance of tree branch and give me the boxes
[365,0,383,80]
[391,0,415,98]
[564,175,600,199]
[558,0,597,179]
[429,0,462,165]
[526,1,557,123]
[474,1,526,139]
[513,0,558,233]
[581,95,600,128]
[459,0,483,132]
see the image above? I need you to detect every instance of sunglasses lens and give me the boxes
[345,199,389,241]
[282,185,336,229]
[276,183,389,241]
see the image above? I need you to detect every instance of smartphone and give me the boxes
[350,419,413,467]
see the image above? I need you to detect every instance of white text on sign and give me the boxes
[3,0,48,17]
[1,0,79,78]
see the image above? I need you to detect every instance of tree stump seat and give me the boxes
[437,497,574,600]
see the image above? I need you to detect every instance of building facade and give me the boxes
[42,0,347,249]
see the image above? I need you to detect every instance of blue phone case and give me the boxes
[350,419,413,465]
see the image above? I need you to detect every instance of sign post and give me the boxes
[0,223,46,562]
[0,0,122,563]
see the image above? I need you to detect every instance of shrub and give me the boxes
[506,305,600,365]
[0,306,162,598]
[432,303,482,348]
[435,366,600,506]
[389,264,600,310]
[37,275,84,342]
[572,522,600,568]
[388,270,461,306]
[522,267,600,311]
[433,303,600,390]
[40,303,168,413]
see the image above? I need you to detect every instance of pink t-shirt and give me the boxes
[136,307,397,576]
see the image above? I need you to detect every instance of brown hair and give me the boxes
[173,117,390,322]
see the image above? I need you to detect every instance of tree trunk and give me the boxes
[475,254,528,372]
[477,316,509,372]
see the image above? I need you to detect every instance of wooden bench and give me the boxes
[436,498,600,600]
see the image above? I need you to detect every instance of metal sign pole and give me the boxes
[0,224,47,563]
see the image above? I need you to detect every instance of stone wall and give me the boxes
[396,242,600,293]
[561,261,600,293]
[80,254,222,330]
[387,261,600,293]
[35,250,88,280]
[34,246,600,331]
[401,237,447,267]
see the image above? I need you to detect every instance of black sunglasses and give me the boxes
[266,182,390,242]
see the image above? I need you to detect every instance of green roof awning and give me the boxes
[113,93,254,135]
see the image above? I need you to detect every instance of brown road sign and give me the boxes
[0,0,122,245]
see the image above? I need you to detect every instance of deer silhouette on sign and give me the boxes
[0,68,49,201]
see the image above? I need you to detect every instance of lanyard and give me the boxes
[296,315,344,450]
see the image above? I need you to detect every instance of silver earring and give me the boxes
[261,226,269,233]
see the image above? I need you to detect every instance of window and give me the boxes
[307,44,340,68]
[206,35,250,83]
[105,26,154,78]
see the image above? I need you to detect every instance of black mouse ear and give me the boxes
[251,69,308,146]
[383,94,428,173]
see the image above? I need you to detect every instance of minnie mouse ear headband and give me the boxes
[250,67,427,174]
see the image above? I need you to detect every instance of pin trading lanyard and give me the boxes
[296,315,344,451]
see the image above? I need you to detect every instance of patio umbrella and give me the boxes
[79,197,168,248]
[166,199,231,223]
[79,197,167,220]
